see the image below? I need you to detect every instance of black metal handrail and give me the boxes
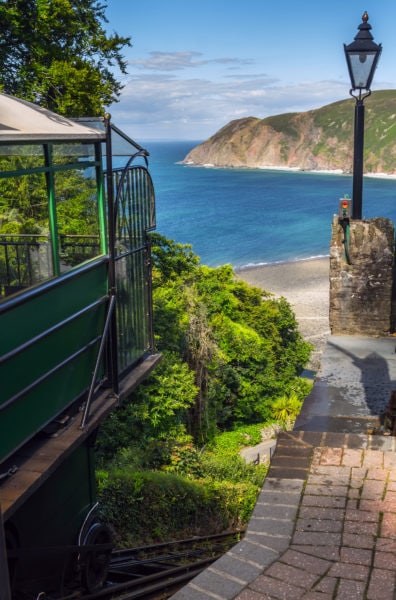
[0,234,101,296]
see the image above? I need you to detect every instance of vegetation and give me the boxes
[0,0,131,115]
[0,4,313,541]
[96,234,312,544]
[185,90,396,173]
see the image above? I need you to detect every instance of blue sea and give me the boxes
[144,140,396,270]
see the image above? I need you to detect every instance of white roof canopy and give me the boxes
[0,94,106,143]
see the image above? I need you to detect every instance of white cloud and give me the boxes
[109,50,389,140]
[128,51,253,72]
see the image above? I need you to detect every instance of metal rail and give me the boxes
[60,531,243,600]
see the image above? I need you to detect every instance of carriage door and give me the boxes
[114,164,156,374]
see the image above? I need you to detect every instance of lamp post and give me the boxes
[344,12,382,219]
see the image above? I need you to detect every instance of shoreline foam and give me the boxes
[182,160,396,180]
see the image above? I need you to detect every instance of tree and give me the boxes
[0,0,131,116]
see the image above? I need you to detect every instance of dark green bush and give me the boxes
[97,469,260,546]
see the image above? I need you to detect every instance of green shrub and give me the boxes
[97,468,261,546]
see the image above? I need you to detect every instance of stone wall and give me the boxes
[329,216,395,336]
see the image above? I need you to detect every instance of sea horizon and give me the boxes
[145,140,396,270]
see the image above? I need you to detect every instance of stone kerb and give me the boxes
[329,216,394,336]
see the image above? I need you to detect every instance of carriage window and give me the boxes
[0,142,104,299]
[0,169,51,296]
[55,166,102,270]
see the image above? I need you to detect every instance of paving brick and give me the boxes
[300,593,333,600]
[261,478,304,493]
[269,456,311,469]
[319,447,343,465]
[380,512,396,538]
[367,567,396,600]
[235,590,273,600]
[304,484,348,497]
[340,546,372,566]
[253,502,299,520]
[229,539,279,569]
[376,538,396,553]
[301,494,347,509]
[363,450,384,468]
[342,533,376,550]
[296,518,342,533]
[328,561,369,581]
[290,544,340,561]
[323,433,348,448]
[384,453,396,468]
[188,566,246,599]
[311,448,322,466]
[310,465,351,481]
[233,590,267,600]
[344,508,379,523]
[267,466,310,480]
[170,583,215,600]
[264,561,319,589]
[250,575,306,599]
[346,498,359,510]
[312,575,338,594]
[374,550,396,570]
[344,434,366,449]
[351,466,367,479]
[292,531,341,547]
[213,553,263,584]
[359,499,395,513]
[301,431,323,446]
[342,448,363,467]
[384,490,396,503]
[306,474,349,487]
[348,488,361,499]
[280,548,331,575]
[361,479,386,500]
[366,467,388,481]
[248,516,295,537]
[245,532,292,553]
[336,578,366,599]
[343,520,378,536]
[298,506,345,521]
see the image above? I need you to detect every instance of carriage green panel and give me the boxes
[0,260,108,463]
[6,441,97,591]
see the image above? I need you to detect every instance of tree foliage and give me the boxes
[96,233,312,463]
[0,0,131,115]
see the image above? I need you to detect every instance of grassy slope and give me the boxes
[186,90,396,173]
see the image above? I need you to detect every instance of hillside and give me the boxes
[183,90,396,174]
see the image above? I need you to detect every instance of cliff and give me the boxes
[183,90,396,174]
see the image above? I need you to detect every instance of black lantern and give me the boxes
[344,12,382,219]
[344,12,382,93]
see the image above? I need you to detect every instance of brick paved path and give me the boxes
[171,432,396,600]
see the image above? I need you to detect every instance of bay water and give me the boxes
[145,140,396,270]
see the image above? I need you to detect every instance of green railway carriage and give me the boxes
[0,95,161,597]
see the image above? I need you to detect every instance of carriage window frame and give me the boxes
[0,139,107,294]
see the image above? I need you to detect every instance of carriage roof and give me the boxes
[0,93,106,143]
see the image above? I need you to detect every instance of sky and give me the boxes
[104,1,396,141]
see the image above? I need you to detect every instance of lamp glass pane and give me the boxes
[348,52,376,88]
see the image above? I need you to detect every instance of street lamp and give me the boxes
[344,12,382,219]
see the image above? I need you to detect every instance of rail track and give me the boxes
[58,530,244,600]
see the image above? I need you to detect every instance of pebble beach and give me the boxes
[236,257,331,370]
